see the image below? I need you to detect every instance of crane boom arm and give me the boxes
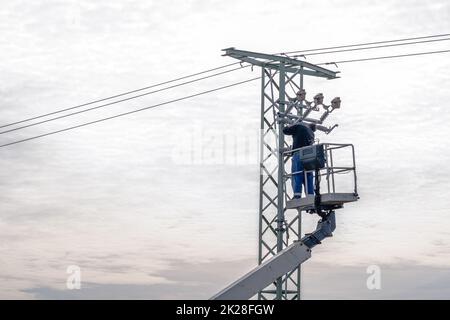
[211,212,336,300]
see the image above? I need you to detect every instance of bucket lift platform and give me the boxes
[286,192,358,211]
[211,143,359,300]
[284,143,358,213]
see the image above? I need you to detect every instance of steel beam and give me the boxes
[222,47,339,79]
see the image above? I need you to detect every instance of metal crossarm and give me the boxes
[222,48,339,79]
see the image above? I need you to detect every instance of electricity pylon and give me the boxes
[222,48,339,300]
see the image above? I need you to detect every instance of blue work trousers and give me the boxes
[291,152,314,197]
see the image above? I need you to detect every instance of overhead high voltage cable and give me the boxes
[2,33,449,131]
[281,33,450,55]
[1,47,449,149]
[317,49,450,65]
[0,65,250,135]
[0,62,242,129]
[289,37,450,57]
[0,77,260,148]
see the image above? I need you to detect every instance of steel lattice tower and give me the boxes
[222,49,338,300]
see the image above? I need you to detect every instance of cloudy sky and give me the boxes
[1,0,450,299]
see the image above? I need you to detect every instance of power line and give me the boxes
[5,43,446,136]
[0,65,250,135]
[0,77,260,149]
[3,48,450,139]
[4,33,449,131]
[0,61,241,129]
[282,33,450,55]
[1,47,449,148]
[292,37,450,57]
[317,49,450,65]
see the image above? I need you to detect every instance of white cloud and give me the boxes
[1,0,450,298]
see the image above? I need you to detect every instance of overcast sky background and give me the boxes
[1,0,450,299]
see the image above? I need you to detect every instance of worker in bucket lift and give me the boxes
[283,120,316,199]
